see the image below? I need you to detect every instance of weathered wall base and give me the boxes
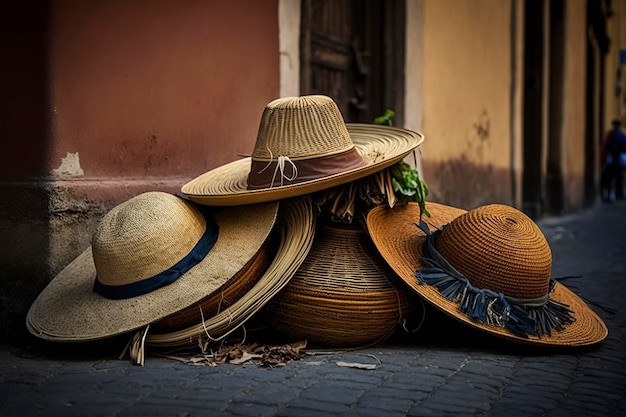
[423,158,513,210]
[0,178,184,343]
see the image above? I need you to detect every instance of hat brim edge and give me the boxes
[25,200,281,342]
[366,202,609,348]
[181,124,424,206]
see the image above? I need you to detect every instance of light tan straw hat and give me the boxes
[366,202,608,347]
[181,95,423,206]
[26,191,278,342]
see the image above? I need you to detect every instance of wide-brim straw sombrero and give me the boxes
[366,202,608,347]
[181,95,423,206]
[26,192,279,342]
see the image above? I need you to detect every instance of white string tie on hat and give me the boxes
[257,148,298,187]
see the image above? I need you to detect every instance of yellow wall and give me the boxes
[421,0,513,208]
[605,0,626,125]
[562,0,588,211]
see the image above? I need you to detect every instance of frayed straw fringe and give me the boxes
[417,229,575,338]
[314,169,397,224]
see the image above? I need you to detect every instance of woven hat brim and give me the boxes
[366,202,609,347]
[181,124,423,206]
[145,196,316,348]
[26,201,279,342]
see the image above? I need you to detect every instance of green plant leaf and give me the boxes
[389,161,430,219]
[374,109,396,126]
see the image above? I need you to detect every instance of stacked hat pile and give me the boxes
[27,95,608,365]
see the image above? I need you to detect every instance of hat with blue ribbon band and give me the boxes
[26,192,278,342]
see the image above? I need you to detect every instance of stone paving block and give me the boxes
[223,401,278,417]
[123,395,219,416]
[340,407,407,417]
[462,379,506,396]
[460,358,518,376]
[489,400,547,417]
[244,367,299,383]
[299,384,364,405]
[553,399,612,417]
[274,405,341,417]
[499,387,562,410]
[428,385,495,406]
[354,392,414,412]
[97,380,155,397]
[281,397,350,414]
[229,382,301,407]
[569,381,624,399]
[361,385,429,402]
[411,352,469,370]
[195,376,258,392]
[421,399,490,416]
[406,403,465,417]
[92,359,133,371]
[49,403,126,417]
[180,387,243,404]
[0,381,39,399]
[383,370,447,390]
[312,369,387,387]
[3,404,73,417]
[365,347,421,365]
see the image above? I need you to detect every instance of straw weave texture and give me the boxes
[436,204,551,299]
[182,123,423,206]
[26,193,278,342]
[366,202,608,346]
[145,196,316,348]
[151,241,272,332]
[93,194,206,285]
[265,222,418,347]
[252,95,353,160]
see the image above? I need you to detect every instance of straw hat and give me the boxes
[264,221,418,347]
[144,196,316,349]
[366,202,608,347]
[181,95,423,206]
[26,192,279,342]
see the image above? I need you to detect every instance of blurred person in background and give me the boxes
[600,118,626,202]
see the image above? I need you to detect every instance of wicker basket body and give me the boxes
[265,222,418,347]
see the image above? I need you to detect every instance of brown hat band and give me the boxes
[247,147,365,190]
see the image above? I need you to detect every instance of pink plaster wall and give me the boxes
[49,0,279,179]
[0,0,279,342]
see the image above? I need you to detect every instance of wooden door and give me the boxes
[300,0,405,125]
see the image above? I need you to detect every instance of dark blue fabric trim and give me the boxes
[93,216,219,300]
[414,223,575,338]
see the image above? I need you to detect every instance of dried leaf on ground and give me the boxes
[154,340,307,368]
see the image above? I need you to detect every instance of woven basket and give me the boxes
[151,240,273,332]
[265,221,418,347]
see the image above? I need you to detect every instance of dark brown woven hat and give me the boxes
[264,221,418,347]
[366,202,608,347]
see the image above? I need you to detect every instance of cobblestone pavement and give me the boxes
[1,201,625,417]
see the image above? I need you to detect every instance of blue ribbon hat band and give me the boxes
[93,216,219,300]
